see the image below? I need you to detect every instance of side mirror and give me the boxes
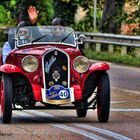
[77,34,86,44]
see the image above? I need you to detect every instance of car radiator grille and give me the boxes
[43,49,69,89]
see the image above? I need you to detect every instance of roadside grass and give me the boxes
[84,49,140,67]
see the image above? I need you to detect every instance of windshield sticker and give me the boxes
[45,56,56,73]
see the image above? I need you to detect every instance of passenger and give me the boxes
[17,25,32,45]
[28,6,74,44]
[2,21,30,64]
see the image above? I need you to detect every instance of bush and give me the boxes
[0,5,12,25]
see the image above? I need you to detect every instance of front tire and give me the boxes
[0,74,13,123]
[97,72,110,122]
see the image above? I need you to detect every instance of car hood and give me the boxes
[14,44,81,56]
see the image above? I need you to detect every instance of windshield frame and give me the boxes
[8,26,77,48]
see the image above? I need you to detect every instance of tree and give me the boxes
[99,0,126,33]
[53,0,77,25]
[36,0,54,25]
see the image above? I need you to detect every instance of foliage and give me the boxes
[36,0,54,25]
[99,0,126,33]
[0,0,139,33]
[0,5,12,25]
[123,0,140,24]
[53,0,77,26]
[53,0,101,31]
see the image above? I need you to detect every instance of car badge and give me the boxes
[49,81,54,87]
[52,71,60,82]
[62,81,67,86]
[62,65,67,71]
[45,55,56,73]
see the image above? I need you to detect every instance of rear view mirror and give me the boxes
[77,34,86,44]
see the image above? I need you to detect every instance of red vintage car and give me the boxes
[0,26,110,123]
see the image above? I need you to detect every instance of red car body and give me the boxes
[0,26,110,123]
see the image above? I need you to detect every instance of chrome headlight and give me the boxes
[73,56,90,73]
[22,55,39,72]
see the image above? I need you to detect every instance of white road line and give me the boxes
[111,87,140,95]
[13,111,106,140]
[74,124,132,140]
[111,101,127,104]
[52,124,106,140]
[89,108,140,112]
[110,108,140,112]
[26,110,132,140]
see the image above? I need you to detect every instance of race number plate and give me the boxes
[45,85,71,104]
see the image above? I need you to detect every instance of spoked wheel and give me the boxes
[76,108,87,117]
[97,72,110,122]
[0,74,13,123]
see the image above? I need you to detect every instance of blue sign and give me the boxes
[46,85,70,101]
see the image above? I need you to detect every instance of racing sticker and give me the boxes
[45,85,71,104]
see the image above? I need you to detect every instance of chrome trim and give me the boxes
[21,55,39,72]
[73,56,90,73]
[42,48,70,89]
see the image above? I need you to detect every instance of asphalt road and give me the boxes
[108,63,140,93]
[0,63,140,140]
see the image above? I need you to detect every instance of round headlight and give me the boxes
[73,56,90,73]
[22,55,39,72]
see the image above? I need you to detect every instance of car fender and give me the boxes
[0,64,35,102]
[81,62,110,91]
[0,64,25,74]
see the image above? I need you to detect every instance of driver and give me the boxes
[17,26,31,45]
[2,21,30,64]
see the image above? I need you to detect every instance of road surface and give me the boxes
[0,63,140,140]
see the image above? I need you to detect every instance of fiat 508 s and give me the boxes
[0,26,110,123]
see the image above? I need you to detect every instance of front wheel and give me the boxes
[97,72,110,122]
[0,74,13,123]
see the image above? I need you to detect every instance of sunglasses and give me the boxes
[18,29,29,35]
[53,26,64,31]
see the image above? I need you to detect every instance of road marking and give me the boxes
[74,124,132,140]
[89,108,140,112]
[111,101,127,104]
[110,108,140,112]
[111,87,140,95]
[20,110,132,140]
[13,111,106,140]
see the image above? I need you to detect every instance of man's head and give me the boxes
[51,18,66,26]
[51,18,66,37]
[17,27,30,40]
[17,21,31,44]
[51,26,65,37]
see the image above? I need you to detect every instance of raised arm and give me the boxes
[28,6,39,25]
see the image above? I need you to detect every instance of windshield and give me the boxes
[8,26,76,48]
